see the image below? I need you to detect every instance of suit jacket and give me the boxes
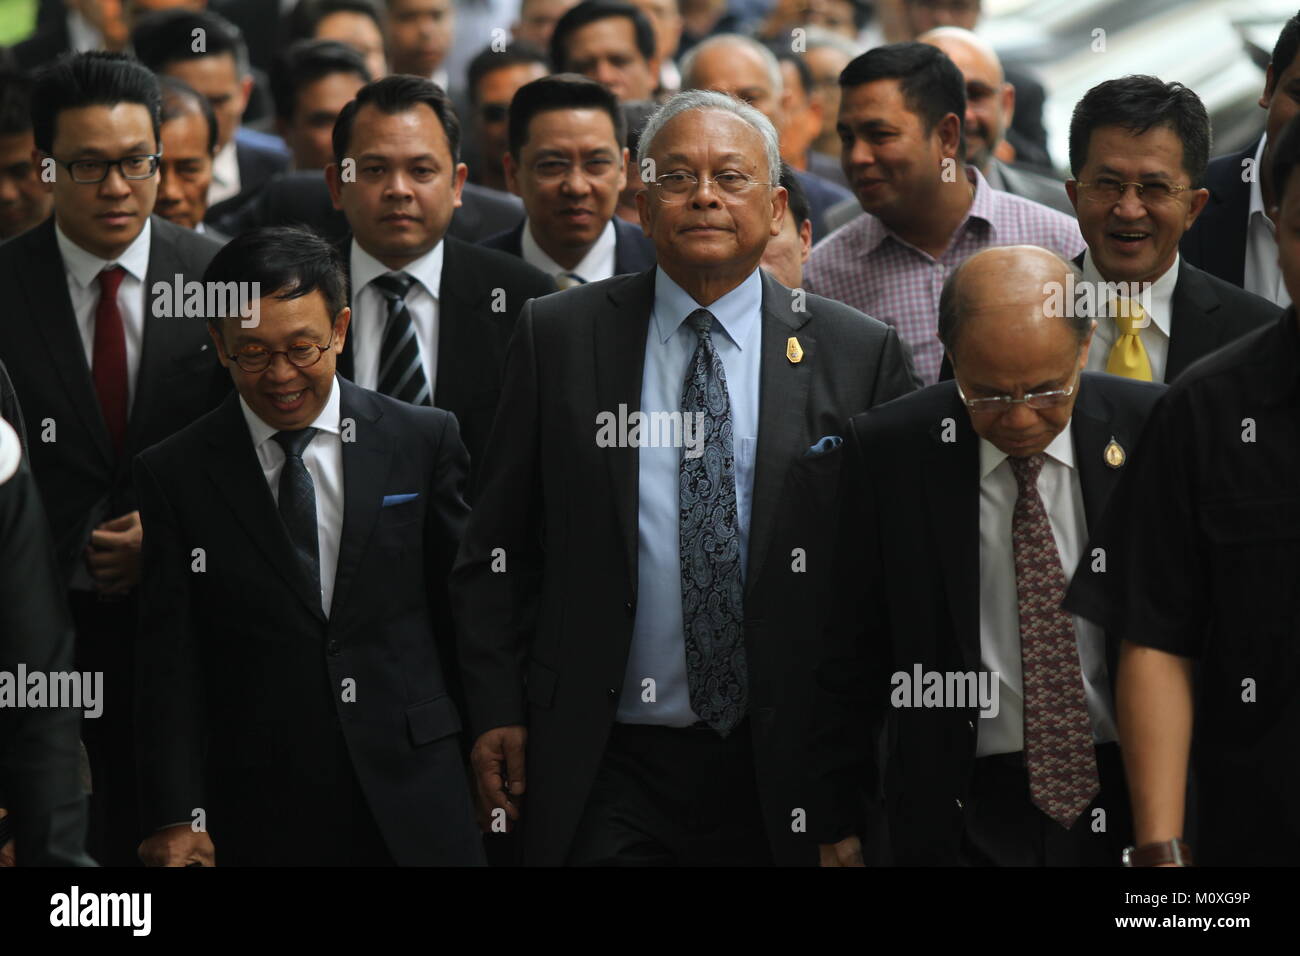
[0,216,227,580]
[133,379,484,866]
[205,136,290,224]
[794,167,854,244]
[478,216,657,276]
[810,373,1165,864]
[0,358,26,454]
[336,234,555,490]
[986,158,1074,217]
[450,267,921,866]
[1180,139,1256,290]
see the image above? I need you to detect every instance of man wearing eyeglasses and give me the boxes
[813,245,1164,868]
[0,51,226,867]
[1065,76,1279,384]
[453,89,918,866]
[483,74,656,284]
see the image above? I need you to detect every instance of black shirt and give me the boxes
[1065,308,1300,865]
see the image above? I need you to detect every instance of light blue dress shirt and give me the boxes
[616,267,763,725]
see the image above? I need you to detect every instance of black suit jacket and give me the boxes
[794,167,854,244]
[134,379,484,866]
[0,216,227,580]
[1180,139,1256,290]
[810,373,1165,863]
[204,138,290,224]
[478,216,657,276]
[450,267,921,866]
[336,234,555,490]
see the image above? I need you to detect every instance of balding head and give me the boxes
[941,246,1095,458]
[918,27,1011,171]
[680,34,784,130]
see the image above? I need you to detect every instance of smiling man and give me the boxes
[0,51,226,867]
[452,89,917,867]
[133,226,483,867]
[551,0,660,103]
[1065,76,1279,384]
[482,74,655,282]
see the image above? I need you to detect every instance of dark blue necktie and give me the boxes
[273,428,320,598]
[371,272,432,406]
[679,308,747,736]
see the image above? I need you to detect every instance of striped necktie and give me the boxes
[371,272,432,405]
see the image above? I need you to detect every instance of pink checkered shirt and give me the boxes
[805,166,1085,384]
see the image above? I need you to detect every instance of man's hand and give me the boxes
[470,725,527,832]
[819,835,864,867]
[138,825,215,867]
[86,510,143,594]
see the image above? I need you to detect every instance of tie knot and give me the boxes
[1113,298,1146,335]
[273,427,318,459]
[371,271,415,303]
[98,265,126,296]
[556,272,586,290]
[687,308,715,337]
[1008,452,1045,490]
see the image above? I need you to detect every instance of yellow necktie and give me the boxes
[1105,298,1153,381]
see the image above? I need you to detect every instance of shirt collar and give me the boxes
[239,373,343,448]
[55,216,152,289]
[211,140,239,189]
[351,237,444,301]
[652,265,763,349]
[855,164,992,256]
[1249,132,1269,221]
[520,217,616,282]
[1080,247,1179,338]
[979,418,1075,481]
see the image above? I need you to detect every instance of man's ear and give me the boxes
[770,185,789,237]
[1065,177,1080,215]
[502,151,521,196]
[238,74,254,115]
[331,306,352,354]
[1001,81,1016,130]
[206,323,232,369]
[798,218,812,263]
[325,162,344,209]
[1261,64,1276,109]
[1184,186,1210,231]
[938,111,962,159]
[452,161,468,209]
[616,146,629,193]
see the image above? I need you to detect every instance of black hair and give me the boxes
[159,75,218,154]
[131,9,250,77]
[1271,113,1300,205]
[840,42,965,145]
[0,69,34,137]
[31,52,162,155]
[287,0,384,41]
[332,74,460,164]
[508,73,625,158]
[621,98,657,156]
[778,161,810,228]
[773,48,814,101]
[271,39,371,123]
[550,1,655,73]
[203,225,347,329]
[467,42,550,106]
[1269,11,1300,88]
[1067,75,1210,187]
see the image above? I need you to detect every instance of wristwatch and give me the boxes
[1122,839,1193,867]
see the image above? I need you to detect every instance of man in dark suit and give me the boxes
[134,227,483,867]
[326,75,554,488]
[1065,75,1279,384]
[0,52,225,866]
[1181,11,1300,308]
[481,74,656,283]
[452,90,918,867]
[814,246,1164,868]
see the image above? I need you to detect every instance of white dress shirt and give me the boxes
[1081,249,1177,382]
[56,217,151,410]
[1245,133,1292,308]
[208,139,241,208]
[976,422,1118,757]
[239,376,345,616]
[348,239,443,394]
[520,217,617,284]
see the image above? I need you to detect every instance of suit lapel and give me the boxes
[597,270,653,593]
[433,237,481,411]
[1166,262,1222,382]
[745,272,812,599]
[203,392,328,622]
[330,379,390,620]
[336,235,356,380]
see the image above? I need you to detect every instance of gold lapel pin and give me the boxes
[786,336,803,364]
[1104,436,1125,469]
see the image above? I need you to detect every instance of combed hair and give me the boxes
[332,74,461,164]
[271,39,370,123]
[31,52,161,155]
[550,1,656,73]
[681,34,782,98]
[840,42,965,155]
[637,89,781,186]
[0,69,34,137]
[778,161,810,228]
[508,74,626,158]
[467,42,549,105]
[1270,11,1300,86]
[131,9,251,78]
[287,0,384,41]
[159,75,218,154]
[203,226,347,327]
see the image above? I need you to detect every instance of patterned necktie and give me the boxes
[371,272,432,405]
[1009,453,1099,828]
[1105,297,1153,381]
[556,272,586,290]
[273,428,321,600]
[679,308,747,736]
[92,266,128,456]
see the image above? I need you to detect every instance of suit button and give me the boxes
[607,687,617,697]
[624,601,635,616]
[968,720,975,732]
[327,640,341,656]
[955,798,964,810]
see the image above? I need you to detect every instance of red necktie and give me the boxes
[92,266,128,456]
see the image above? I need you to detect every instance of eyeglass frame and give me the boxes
[227,331,337,373]
[954,366,1081,415]
[55,152,162,184]
[648,171,775,203]
[1070,178,1193,205]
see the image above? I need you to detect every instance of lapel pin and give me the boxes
[1104,436,1125,469]
[786,336,803,364]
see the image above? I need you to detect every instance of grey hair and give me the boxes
[637,89,783,186]
[680,33,783,100]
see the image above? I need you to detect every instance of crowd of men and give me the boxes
[0,0,1295,869]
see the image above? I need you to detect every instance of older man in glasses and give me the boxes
[811,244,1166,868]
[453,88,918,867]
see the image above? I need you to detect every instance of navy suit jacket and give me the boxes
[1180,139,1256,290]
[478,216,656,276]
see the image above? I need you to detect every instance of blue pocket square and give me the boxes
[382,493,419,507]
[806,435,843,456]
